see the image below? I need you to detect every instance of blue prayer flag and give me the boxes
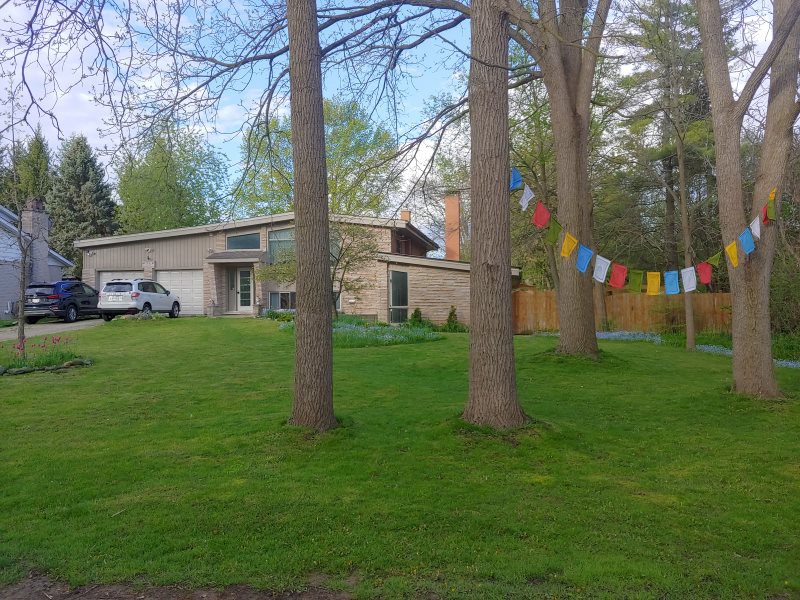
[576,244,594,273]
[738,227,756,255]
[664,270,680,295]
[510,167,523,191]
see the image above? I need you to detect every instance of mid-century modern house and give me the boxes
[0,200,75,319]
[74,195,520,323]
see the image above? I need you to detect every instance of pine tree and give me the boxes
[17,127,52,201]
[47,135,116,264]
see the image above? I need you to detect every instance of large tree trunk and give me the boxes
[463,0,527,429]
[663,156,679,270]
[286,0,336,430]
[695,0,800,396]
[675,135,696,350]
[550,101,598,356]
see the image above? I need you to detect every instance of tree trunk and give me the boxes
[286,0,336,430]
[675,135,696,350]
[463,0,527,429]
[16,232,28,353]
[695,0,800,396]
[663,157,679,270]
[550,99,598,356]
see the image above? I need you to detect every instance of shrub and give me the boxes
[263,309,295,322]
[409,308,423,325]
[0,335,79,369]
[123,311,167,321]
[437,306,468,333]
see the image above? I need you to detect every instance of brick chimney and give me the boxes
[444,192,460,261]
[21,198,52,283]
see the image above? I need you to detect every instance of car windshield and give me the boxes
[104,282,133,292]
[26,285,54,296]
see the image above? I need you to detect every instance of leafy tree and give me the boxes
[238,98,398,217]
[117,126,228,233]
[47,135,116,265]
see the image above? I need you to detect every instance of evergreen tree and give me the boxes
[47,135,116,264]
[17,127,52,201]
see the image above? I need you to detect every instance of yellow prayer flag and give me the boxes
[646,271,661,295]
[560,232,578,257]
[725,241,739,268]
[769,188,776,201]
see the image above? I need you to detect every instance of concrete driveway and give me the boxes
[0,318,104,342]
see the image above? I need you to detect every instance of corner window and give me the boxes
[226,232,261,250]
[268,228,295,259]
[388,270,408,323]
[269,291,296,310]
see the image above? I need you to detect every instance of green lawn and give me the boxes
[1,318,798,598]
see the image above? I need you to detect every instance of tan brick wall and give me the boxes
[392,264,471,325]
[337,227,391,320]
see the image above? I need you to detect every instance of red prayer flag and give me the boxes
[532,200,551,229]
[609,263,628,289]
[761,204,769,224]
[696,262,712,285]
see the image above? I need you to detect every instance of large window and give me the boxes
[389,270,408,323]
[269,291,296,310]
[226,232,261,250]
[268,228,295,259]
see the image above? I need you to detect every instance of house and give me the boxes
[0,199,75,319]
[74,196,520,324]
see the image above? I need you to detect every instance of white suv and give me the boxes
[98,279,181,321]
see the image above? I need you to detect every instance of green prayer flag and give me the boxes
[767,198,776,220]
[707,251,722,267]
[544,218,562,246]
[626,269,644,294]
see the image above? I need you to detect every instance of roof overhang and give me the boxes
[377,253,521,277]
[205,250,267,263]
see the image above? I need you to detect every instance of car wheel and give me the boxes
[102,313,114,322]
[142,303,152,315]
[25,316,41,324]
[169,302,180,318]
[64,305,79,323]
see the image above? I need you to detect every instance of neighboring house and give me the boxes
[74,200,520,324]
[0,200,75,319]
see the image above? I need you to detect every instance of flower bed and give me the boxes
[0,336,92,375]
[279,317,444,348]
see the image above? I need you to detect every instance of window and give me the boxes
[268,228,295,259]
[226,232,261,250]
[82,285,97,296]
[269,291,296,310]
[153,282,168,294]
[388,270,408,323]
[103,282,132,293]
[139,282,157,293]
[333,291,341,312]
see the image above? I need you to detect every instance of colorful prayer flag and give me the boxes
[767,197,776,220]
[681,266,697,292]
[609,263,628,289]
[532,200,551,229]
[520,185,534,211]
[593,255,611,283]
[626,269,644,293]
[725,241,739,268]
[738,227,756,255]
[544,218,562,246]
[696,262,712,285]
[510,167,523,191]
[664,270,680,295]
[576,244,594,273]
[707,251,722,267]
[646,272,661,295]
[762,204,769,224]
[560,232,578,257]
[749,216,761,240]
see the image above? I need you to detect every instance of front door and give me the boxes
[237,268,252,312]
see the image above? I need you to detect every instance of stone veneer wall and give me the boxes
[395,263,471,325]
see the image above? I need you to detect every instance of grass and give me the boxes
[276,315,445,348]
[661,330,800,361]
[0,335,79,369]
[0,319,15,328]
[0,318,798,598]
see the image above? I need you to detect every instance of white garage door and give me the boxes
[156,270,204,315]
[98,271,144,288]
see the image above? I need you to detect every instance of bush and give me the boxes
[437,306,468,333]
[122,311,167,321]
[263,309,295,322]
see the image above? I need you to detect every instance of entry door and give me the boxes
[237,268,252,311]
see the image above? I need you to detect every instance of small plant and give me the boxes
[263,309,295,322]
[0,335,80,370]
[123,311,168,321]
[409,307,423,325]
[437,306,468,333]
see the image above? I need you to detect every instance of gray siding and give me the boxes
[0,262,20,318]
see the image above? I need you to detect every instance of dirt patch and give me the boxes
[0,574,351,600]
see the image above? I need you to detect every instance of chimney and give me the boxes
[444,192,460,261]
[400,209,411,222]
[21,198,52,283]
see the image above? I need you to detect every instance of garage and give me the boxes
[97,271,144,288]
[156,269,204,315]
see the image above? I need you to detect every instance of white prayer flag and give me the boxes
[749,216,761,240]
[520,185,535,211]
[593,255,611,283]
[681,266,697,293]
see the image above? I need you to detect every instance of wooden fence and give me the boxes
[512,287,732,334]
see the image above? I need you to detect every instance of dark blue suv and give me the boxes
[23,279,100,324]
